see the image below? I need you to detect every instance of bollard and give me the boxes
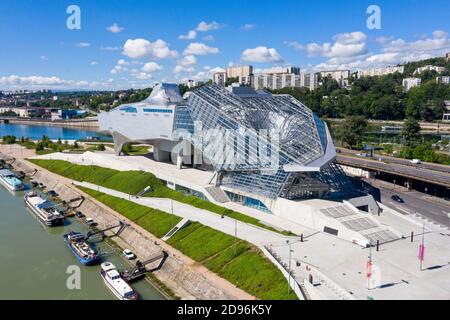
[300,234,304,242]
[376,240,379,252]
[411,231,414,242]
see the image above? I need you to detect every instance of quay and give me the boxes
[0,117,99,130]
[0,144,254,300]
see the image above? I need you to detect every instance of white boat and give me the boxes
[24,192,64,226]
[0,169,24,191]
[100,262,138,300]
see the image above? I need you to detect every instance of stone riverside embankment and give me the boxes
[3,153,254,300]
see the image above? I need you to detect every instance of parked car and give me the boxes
[410,159,421,164]
[356,153,370,158]
[85,217,96,226]
[122,249,136,260]
[391,195,404,203]
[75,211,84,218]
[47,190,58,197]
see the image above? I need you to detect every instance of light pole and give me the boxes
[171,199,174,229]
[234,218,237,256]
[287,240,292,294]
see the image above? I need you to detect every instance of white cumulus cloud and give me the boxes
[173,65,195,74]
[178,30,197,40]
[180,55,197,66]
[107,23,124,33]
[141,62,163,73]
[122,39,178,60]
[306,31,367,58]
[183,43,219,56]
[382,30,450,53]
[196,21,221,32]
[241,46,282,63]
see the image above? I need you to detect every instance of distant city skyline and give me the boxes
[0,0,449,90]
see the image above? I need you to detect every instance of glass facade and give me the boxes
[120,106,137,113]
[171,84,356,200]
[143,108,173,113]
[225,191,271,213]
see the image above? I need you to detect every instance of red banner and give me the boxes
[366,260,372,278]
[419,244,425,262]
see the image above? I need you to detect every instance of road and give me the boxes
[338,148,450,174]
[337,154,450,188]
[367,179,450,228]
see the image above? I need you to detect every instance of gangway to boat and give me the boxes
[67,195,85,209]
[85,221,127,241]
[121,251,168,282]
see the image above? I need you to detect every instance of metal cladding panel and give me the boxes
[99,83,182,142]
[99,103,176,141]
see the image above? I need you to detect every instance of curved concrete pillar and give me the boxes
[112,131,130,156]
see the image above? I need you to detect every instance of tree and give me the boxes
[383,144,393,155]
[336,116,368,149]
[225,77,239,86]
[122,143,133,154]
[401,118,421,147]
[2,135,16,144]
[96,144,106,151]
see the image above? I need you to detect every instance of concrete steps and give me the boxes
[320,204,401,245]
[361,227,400,244]
[205,186,230,203]
[162,217,191,241]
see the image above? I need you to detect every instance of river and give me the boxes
[0,123,111,141]
[0,184,165,300]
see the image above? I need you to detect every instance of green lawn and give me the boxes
[125,145,151,155]
[29,159,294,236]
[77,187,297,300]
[80,187,180,237]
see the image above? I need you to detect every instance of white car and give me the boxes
[356,153,370,158]
[410,159,421,164]
[122,249,136,260]
[85,217,95,226]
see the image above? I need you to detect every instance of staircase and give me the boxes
[162,218,191,241]
[205,186,230,203]
[320,204,401,245]
[136,186,152,197]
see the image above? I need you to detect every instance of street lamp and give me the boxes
[287,240,292,294]
[234,218,237,256]
[171,199,175,229]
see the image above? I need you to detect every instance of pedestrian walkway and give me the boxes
[74,181,295,248]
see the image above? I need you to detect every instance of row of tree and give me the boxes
[273,57,450,122]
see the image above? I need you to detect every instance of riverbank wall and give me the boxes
[2,118,100,131]
[2,152,253,300]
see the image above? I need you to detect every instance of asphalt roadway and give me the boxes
[366,179,450,228]
[337,154,450,188]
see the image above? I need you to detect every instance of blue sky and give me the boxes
[0,0,449,90]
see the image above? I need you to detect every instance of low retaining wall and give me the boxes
[6,118,99,130]
[263,246,305,300]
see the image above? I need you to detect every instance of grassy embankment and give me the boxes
[78,186,297,300]
[29,159,294,236]
[30,159,298,299]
